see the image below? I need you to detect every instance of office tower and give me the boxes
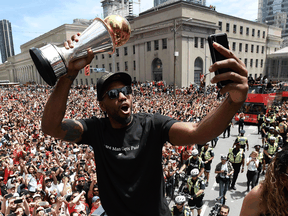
[154,0,206,7]
[0,19,15,63]
[258,0,288,46]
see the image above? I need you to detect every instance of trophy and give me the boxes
[29,15,131,86]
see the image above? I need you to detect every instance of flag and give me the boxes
[84,65,90,76]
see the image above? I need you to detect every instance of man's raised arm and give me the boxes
[41,33,94,143]
[169,42,248,146]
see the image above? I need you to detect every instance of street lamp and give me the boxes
[173,18,193,96]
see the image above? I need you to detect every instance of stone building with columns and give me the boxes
[265,47,288,81]
[0,0,282,87]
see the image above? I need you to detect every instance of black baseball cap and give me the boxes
[97,72,132,101]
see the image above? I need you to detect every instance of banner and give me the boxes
[92,68,106,73]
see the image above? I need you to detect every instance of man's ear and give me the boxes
[99,101,106,112]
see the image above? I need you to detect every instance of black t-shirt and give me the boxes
[79,113,178,216]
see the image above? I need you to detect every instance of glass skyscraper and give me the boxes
[0,19,15,63]
[258,0,288,46]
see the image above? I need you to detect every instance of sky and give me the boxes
[0,0,258,58]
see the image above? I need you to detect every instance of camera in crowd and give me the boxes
[208,203,221,216]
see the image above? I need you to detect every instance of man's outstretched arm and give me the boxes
[169,42,248,146]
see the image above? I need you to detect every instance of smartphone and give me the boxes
[208,33,234,88]
[5,193,13,199]
[39,201,49,206]
[44,208,51,213]
[14,199,23,204]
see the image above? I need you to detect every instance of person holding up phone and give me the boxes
[41,33,248,216]
[246,151,259,192]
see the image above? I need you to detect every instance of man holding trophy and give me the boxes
[33,15,249,216]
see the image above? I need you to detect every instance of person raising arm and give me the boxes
[41,34,248,216]
[41,33,94,143]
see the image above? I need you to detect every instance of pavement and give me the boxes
[168,124,265,215]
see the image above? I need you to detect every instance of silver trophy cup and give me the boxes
[29,15,131,86]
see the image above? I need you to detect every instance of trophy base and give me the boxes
[29,47,57,86]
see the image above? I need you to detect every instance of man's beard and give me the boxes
[114,115,132,126]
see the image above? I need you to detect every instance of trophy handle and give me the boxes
[94,18,116,55]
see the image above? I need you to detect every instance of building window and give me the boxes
[102,54,105,59]
[124,47,128,56]
[95,55,98,60]
[200,38,204,48]
[116,48,119,57]
[261,46,265,54]
[117,62,120,71]
[257,30,260,37]
[239,43,242,52]
[102,64,105,69]
[109,63,112,72]
[75,79,78,85]
[251,44,254,53]
[261,59,263,68]
[232,42,236,51]
[219,21,222,31]
[250,59,253,67]
[263,31,265,38]
[244,58,247,67]
[96,64,98,68]
[80,69,83,74]
[154,40,159,50]
[252,29,255,37]
[194,37,198,48]
[80,79,83,85]
[125,61,128,71]
[256,45,259,53]
[162,38,167,49]
[245,44,248,52]
[109,54,111,58]
[85,78,88,85]
[91,78,93,84]
[233,24,237,33]
[133,45,135,54]
[133,61,136,70]
[147,42,151,51]
[246,27,249,36]
[256,59,258,68]
[240,26,243,35]
[226,23,230,32]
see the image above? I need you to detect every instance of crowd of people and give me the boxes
[0,82,225,216]
[0,77,287,215]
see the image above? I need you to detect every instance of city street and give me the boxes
[170,123,265,216]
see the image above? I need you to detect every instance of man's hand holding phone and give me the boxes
[208,35,248,104]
